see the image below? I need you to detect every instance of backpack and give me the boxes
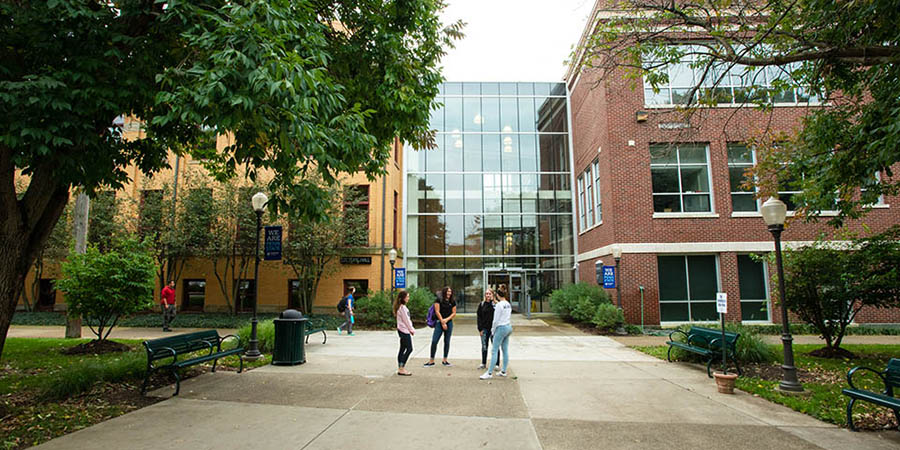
[337,296,348,313]
[426,304,436,328]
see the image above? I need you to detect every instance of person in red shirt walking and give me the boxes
[161,280,176,332]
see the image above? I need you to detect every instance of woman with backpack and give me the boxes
[480,286,512,379]
[424,286,456,367]
[337,286,355,336]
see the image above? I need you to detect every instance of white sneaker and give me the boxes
[479,372,492,380]
[477,364,486,369]
[498,371,507,377]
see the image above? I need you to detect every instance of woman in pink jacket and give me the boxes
[393,290,415,376]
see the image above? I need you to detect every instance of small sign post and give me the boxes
[716,292,728,374]
[602,266,616,289]
[264,226,282,261]
[394,268,406,289]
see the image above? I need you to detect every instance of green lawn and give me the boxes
[1,337,268,449]
[634,343,900,430]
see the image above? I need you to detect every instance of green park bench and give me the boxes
[304,317,328,344]
[666,326,743,378]
[842,358,900,431]
[142,330,243,396]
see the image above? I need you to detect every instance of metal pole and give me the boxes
[771,224,802,392]
[390,260,395,298]
[614,257,622,309]
[245,210,263,360]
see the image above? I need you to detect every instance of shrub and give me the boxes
[406,286,435,322]
[54,239,156,340]
[592,303,625,331]
[571,298,598,323]
[237,320,276,353]
[550,282,611,320]
[625,324,643,335]
[354,290,394,329]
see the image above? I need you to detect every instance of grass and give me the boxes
[634,343,900,430]
[11,311,345,331]
[1,337,269,449]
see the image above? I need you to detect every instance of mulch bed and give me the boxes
[60,340,132,355]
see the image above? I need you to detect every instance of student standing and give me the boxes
[476,289,495,369]
[424,286,456,367]
[337,286,355,336]
[160,280,176,332]
[393,290,414,376]
[480,288,512,379]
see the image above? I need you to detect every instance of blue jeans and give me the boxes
[430,320,453,359]
[397,331,413,367]
[489,325,512,373]
[480,330,502,365]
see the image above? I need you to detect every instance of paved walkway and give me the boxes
[24,320,900,450]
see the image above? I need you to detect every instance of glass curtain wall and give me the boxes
[405,82,576,312]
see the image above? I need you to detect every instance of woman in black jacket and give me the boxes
[476,289,495,369]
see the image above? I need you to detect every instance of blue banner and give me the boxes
[264,226,282,261]
[394,268,406,288]
[602,266,616,289]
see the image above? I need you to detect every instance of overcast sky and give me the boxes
[439,0,595,82]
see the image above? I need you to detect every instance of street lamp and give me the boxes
[389,248,398,298]
[761,197,803,392]
[245,191,268,361]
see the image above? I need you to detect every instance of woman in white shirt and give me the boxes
[480,286,512,379]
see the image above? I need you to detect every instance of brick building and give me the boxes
[565,2,900,325]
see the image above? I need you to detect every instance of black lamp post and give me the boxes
[245,191,268,361]
[612,245,626,335]
[389,248,398,298]
[761,197,803,392]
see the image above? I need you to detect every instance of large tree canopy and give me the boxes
[0,0,462,354]
[577,0,900,224]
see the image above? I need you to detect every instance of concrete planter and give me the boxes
[714,372,738,394]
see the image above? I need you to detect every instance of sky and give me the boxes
[438,0,595,82]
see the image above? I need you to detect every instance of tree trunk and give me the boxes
[66,192,89,338]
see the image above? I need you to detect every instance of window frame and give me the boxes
[650,143,715,214]
[657,254,722,324]
[727,143,760,213]
[736,254,771,323]
[592,160,602,224]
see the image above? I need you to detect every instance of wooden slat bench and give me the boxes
[142,330,243,396]
[842,358,900,431]
[666,326,742,378]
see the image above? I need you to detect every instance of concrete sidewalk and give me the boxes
[32,319,900,450]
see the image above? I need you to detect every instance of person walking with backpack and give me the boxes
[480,287,512,379]
[424,286,456,367]
[393,290,414,376]
[337,286,355,336]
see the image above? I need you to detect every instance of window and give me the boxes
[393,191,399,248]
[737,255,769,321]
[182,279,206,312]
[344,185,370,246]
[643,45,821,107]
[235,279,256,312]
[592,160,602,223]
[36,279,56,312]
[658,255,719,322]
[577,175,586,231]
[288,280,300,310]
[650,144,713,213]
[584,168,595,228]
[727,144,758,212]
[138,189,164,237]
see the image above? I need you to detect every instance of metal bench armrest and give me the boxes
[218,334,240,350]
[668,329,689,342]
[688,334,710,347]
[847,366,887,391]
[148,346,178,369]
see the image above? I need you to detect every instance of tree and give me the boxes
[0,0,461,354]
[54,239,156,341]
[577,0,900,224]
[774,226,900,357]
[283,179,369,314]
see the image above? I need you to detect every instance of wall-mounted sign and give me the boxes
[264,226,282,261]
[340,256,372,265]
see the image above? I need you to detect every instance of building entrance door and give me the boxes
[485,270,530,316]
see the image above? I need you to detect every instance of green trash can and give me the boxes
[272,309,308,365]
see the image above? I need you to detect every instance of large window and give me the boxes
[577,176,587,231]
[658,255,719,322]
[593,160,602,224]
[737,255,770,321]
[344,185,370,246]
[235,279,255,312]
[650,144,713,213]
[182,279,206,312]
[727,144,758,212]
[643,46,821,107]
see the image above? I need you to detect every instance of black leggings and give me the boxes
[398,331,413,367]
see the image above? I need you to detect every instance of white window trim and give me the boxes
[592,161,602,224]
[653,212,720,219]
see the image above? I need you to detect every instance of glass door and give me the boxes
[485,269,528,315]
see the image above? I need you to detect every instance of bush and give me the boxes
[354,290,394,329]
[406,286,435,322]
[592,303,625,331]
[550,282,611,320]
[54,239,156,340]
[625,324,644,335]
[236,320,276,353]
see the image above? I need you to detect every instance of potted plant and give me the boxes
[713,370,737,394]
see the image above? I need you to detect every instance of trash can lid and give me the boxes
[279,309,304,319]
